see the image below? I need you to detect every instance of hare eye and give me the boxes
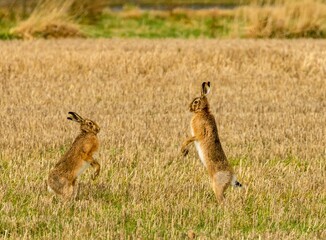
[194,100,199,104]
[88,122,92,126]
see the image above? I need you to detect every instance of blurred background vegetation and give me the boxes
[0,0,326,39]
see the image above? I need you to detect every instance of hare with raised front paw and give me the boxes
[47,112,100,200]
[181,82,242,203]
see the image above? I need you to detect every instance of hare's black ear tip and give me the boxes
[207,81,211,86]
[67,112,75,120]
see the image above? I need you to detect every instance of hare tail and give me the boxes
[231,175,242,188]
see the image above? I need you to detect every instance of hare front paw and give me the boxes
[181,148,189,157]
[92,170,100,180]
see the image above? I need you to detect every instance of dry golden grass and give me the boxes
[0,39,325,239]
[10,0,84,39]
[118,7,235,20]
[4,0,326,39]
[234,0,326,38]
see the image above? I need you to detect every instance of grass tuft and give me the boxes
[10,0,84,39]
[234,0,326,38]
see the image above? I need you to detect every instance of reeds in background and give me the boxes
[10,0,84,39]
[3,0,326,39]
[234,0,326,38]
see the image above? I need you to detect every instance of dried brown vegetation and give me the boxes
[4,0,326,39]
[10,0,84,39]
[118,7,234,19]
[235,0,326,38]
[0,39,325,239]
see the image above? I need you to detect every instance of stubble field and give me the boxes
[0,39,325,239]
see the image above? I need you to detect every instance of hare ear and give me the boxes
[67,112,84,123]
[201,82,211,96]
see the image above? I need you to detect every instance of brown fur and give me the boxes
[47,112,100,201]
[181,82,238,203]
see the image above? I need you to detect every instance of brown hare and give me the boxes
[181,82,242,203]
[47,112,101,200]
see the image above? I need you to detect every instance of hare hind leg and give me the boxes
[62,178,81,201]
[62,183,75,201]
[72,179,79,200]
[211,171,232,203]
[47,174,66,196]
[211,181,226,203]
